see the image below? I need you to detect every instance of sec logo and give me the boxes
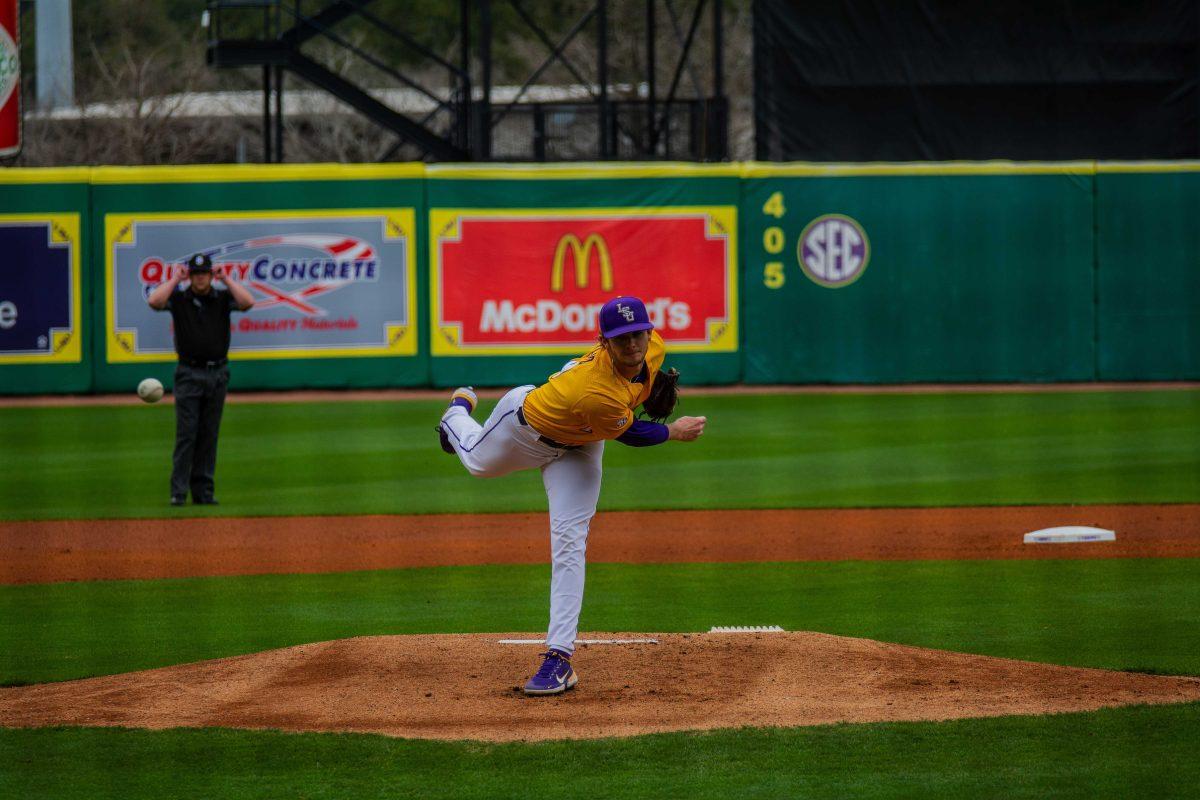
[797,214,870,288]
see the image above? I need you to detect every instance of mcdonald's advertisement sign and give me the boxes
[431,207,738,355]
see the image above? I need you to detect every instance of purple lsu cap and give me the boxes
[599,296,654,338]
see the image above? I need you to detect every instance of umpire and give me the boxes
[146,253,254,506]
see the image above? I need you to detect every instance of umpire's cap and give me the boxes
[599,296,654,338]
[186,253,213,273]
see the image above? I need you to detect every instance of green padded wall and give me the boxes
[6,161,1200,395]
[426,164,742,388]
[88,164,428,393]
[0,169,93,394]
[740,164,1098,383]
[1096,166,1200,380]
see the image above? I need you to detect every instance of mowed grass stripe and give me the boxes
[0,390,1197,520]
[2,703,1199,799]
[3,559,1198,684]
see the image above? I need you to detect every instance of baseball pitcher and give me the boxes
[437,295,705,695]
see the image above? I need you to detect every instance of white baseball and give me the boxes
[137,377,164,403]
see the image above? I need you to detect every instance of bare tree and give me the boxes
[17,22,245,166]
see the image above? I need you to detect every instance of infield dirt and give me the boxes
[3,631,1200,741]
[2,504,1198,584]
[4,503,1198,741]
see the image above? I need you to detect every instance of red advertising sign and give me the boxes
[0,0,19,159]
[432,209,738,354]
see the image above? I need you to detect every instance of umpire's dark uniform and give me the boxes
[159,257,241,504]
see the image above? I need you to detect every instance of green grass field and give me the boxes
[4,559,1200,684]
[2,389,1199,797]
[4,705,1199,800]
[2,389,1198,520]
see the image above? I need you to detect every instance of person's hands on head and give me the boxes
[212,264,226,282]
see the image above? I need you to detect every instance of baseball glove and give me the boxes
[640,367,680,423]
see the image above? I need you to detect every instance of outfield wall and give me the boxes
[1095,164,1200,381]
[741,163,1097,383]
[425,163,742,388]
[89,164,427,394]
[0,169,92,394]
[1,161,1196,394]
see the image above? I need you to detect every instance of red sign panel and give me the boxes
[434,211,736,353]
[0,0,19,159]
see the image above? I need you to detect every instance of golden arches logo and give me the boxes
[551,233,614,292]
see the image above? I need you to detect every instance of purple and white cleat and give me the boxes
[523,649,577,695]
[449,386,477,414]
[437,387,477,454]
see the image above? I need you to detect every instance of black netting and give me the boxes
[754,0,1200,161]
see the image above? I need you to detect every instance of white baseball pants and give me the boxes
[440,386,604,656]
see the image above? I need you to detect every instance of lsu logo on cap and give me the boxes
[617,302,635,322]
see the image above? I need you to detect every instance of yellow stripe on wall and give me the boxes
[0,168,93,184]
[88,163,426,184]
[740,161,1098,177]
[427,162,743,180]
[8,160,1200,182]
[1096,161,1200,173]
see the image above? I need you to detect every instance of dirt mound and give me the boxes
[3,632,1199,741]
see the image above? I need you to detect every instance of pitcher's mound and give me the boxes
[3,632,1199,741]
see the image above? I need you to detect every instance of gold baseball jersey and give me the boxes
[522,330,666,444]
